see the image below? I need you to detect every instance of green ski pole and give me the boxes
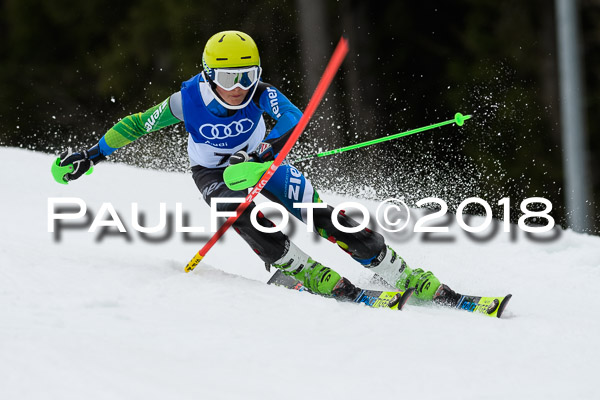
[224,112,472,191]
[295,112,471,162]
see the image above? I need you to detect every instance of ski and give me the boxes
[269,270,512,318]
[267,270,414,311]
[449,293,512,318]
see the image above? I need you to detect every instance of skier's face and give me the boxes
[215,85,249,106]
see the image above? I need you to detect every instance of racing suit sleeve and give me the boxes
[97,93,182,156]
[254,83,303,155]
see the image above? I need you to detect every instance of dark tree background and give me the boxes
[1,0,598,233]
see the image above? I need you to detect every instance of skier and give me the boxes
[56,30,459,305]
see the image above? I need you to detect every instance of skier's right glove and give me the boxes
[228,150,255,165]
[58,144,106,182]
[229,142,275,166]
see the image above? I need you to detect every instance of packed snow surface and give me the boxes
[1,147,598,400]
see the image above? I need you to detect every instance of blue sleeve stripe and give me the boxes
[98,137,117,156]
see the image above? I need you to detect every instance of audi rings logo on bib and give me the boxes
[198,118,255,140]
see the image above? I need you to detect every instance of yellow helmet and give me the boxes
[202,31,261,110]
[202,30,260,72]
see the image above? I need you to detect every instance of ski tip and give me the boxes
[496,294,512,318]
[389,288,415,311]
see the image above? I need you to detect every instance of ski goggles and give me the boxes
[211,66,261,91]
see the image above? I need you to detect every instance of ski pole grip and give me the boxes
[51,157,73,185]
[51,157,94,184]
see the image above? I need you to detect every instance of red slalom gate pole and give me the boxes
[185,37,349,272]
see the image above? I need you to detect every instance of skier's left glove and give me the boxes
[251,142,275,162]
[59,144,106,182]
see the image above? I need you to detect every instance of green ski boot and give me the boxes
[366,246,442,301]
[401,268,441,301]
[271,240,343,296]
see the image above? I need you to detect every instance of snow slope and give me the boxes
[1,147,599,400]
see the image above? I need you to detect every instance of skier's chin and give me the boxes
[225,96,245,106]
[216,87,249,106]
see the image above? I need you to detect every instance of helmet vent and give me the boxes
[216,58,228,60]
[240,56,251,59]
[236,33,246,41]
[218,34,226,42]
